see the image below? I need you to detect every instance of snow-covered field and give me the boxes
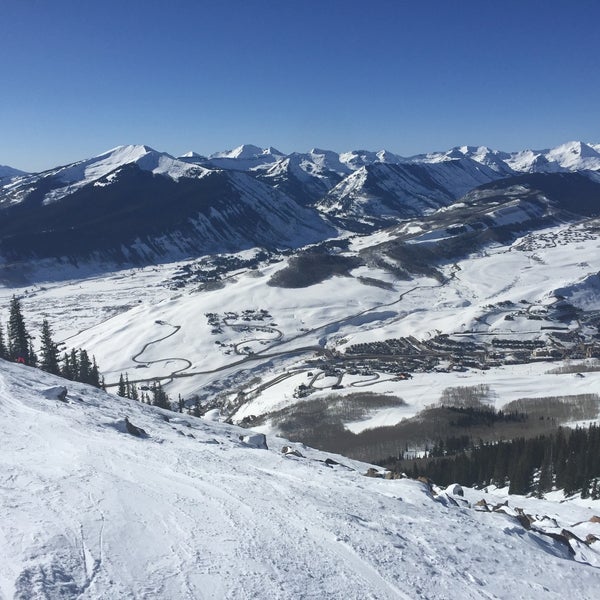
[1,360,599,599]
[1,220,599,427]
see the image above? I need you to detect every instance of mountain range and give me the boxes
[1,141,599,270]
[2,140,600,598]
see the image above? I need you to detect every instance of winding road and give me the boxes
[106,265,459,392]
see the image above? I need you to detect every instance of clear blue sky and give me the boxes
[2,0,599,172]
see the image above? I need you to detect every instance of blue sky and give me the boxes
[2,0,599,171]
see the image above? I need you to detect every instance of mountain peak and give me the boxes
[0,164,27,179]
[211,144,266,160]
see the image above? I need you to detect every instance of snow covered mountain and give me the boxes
[2,359,599,599]
[317,158,505,229]
[506,141,600,173]
[0,145,334,266]
[1,140,599,272]
[412,141,600,175]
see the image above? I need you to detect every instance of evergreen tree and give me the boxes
[536,444,554,498]
[69,349,79,378]
[124,373,131,399]
[28,340,38,367]
[90,356,101,388]
[192,396,201,417]
[61,353,73,379]
[78,349,92,384]
[130,380,139,401]
[7,296,32,363]
[152,382,171,410]
[0,320,7,360]
[117,374,127,398]
[39,319,60,375]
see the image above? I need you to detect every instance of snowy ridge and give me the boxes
[506,141,600,173]
[0,145,211,207]
[1,139,599,267]
[2,360,600,599]
[42,145,211,203]
[319,157,504,224]
[554,272,600,311]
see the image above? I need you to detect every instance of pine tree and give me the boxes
[130,381,139,401]
[0,320,7,360]
[78,349,92,384]
[192,396,201,417]
[61,353,73,379]
[117,374,127,398]
[69,349,79,379]
[39,319,60,375]
[536,443,554,498]
[90,356,101,388]
[7,296,31,363]
[152,382,171,410]
[124,373,131,399]
[28,340,38,367]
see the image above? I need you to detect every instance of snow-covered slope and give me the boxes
[206,145,285,171]
[0,161,335,265]
[415,146,515,176]
[0,145,209,207]
[506,141,600,173]
[256,153,344,205]
[317,158,504,228]
[2,360,599,599]
[2,140,599,273]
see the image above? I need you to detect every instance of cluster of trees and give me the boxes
[390,424,600,498]
[0,296,102,387]
[1,296,207,415]
[117,374,189,413]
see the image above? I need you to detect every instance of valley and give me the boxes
[1,140,600,466]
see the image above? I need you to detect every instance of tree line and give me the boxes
[0,295,102,387]
[385,424,600,499]
[116,373,204,415]
[2,295,207,415]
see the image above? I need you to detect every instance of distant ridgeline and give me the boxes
[0,295,102,387]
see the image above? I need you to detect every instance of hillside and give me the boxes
[1,360,600,599]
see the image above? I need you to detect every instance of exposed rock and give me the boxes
[515,513,533,530]
[474,499,490,512]
[41,386,68,402]
[365,468,382,478]
[281,445,304,458]
[124,417,148,438]
[585,534,599,545]
[239,433,268,449]
[560,528,587,544]
[446,483,464,497]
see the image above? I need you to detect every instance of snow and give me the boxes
[2,360,600,599]
[24,145,211,205]
[1,216,598,427]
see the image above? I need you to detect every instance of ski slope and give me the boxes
[1,360,600,599]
